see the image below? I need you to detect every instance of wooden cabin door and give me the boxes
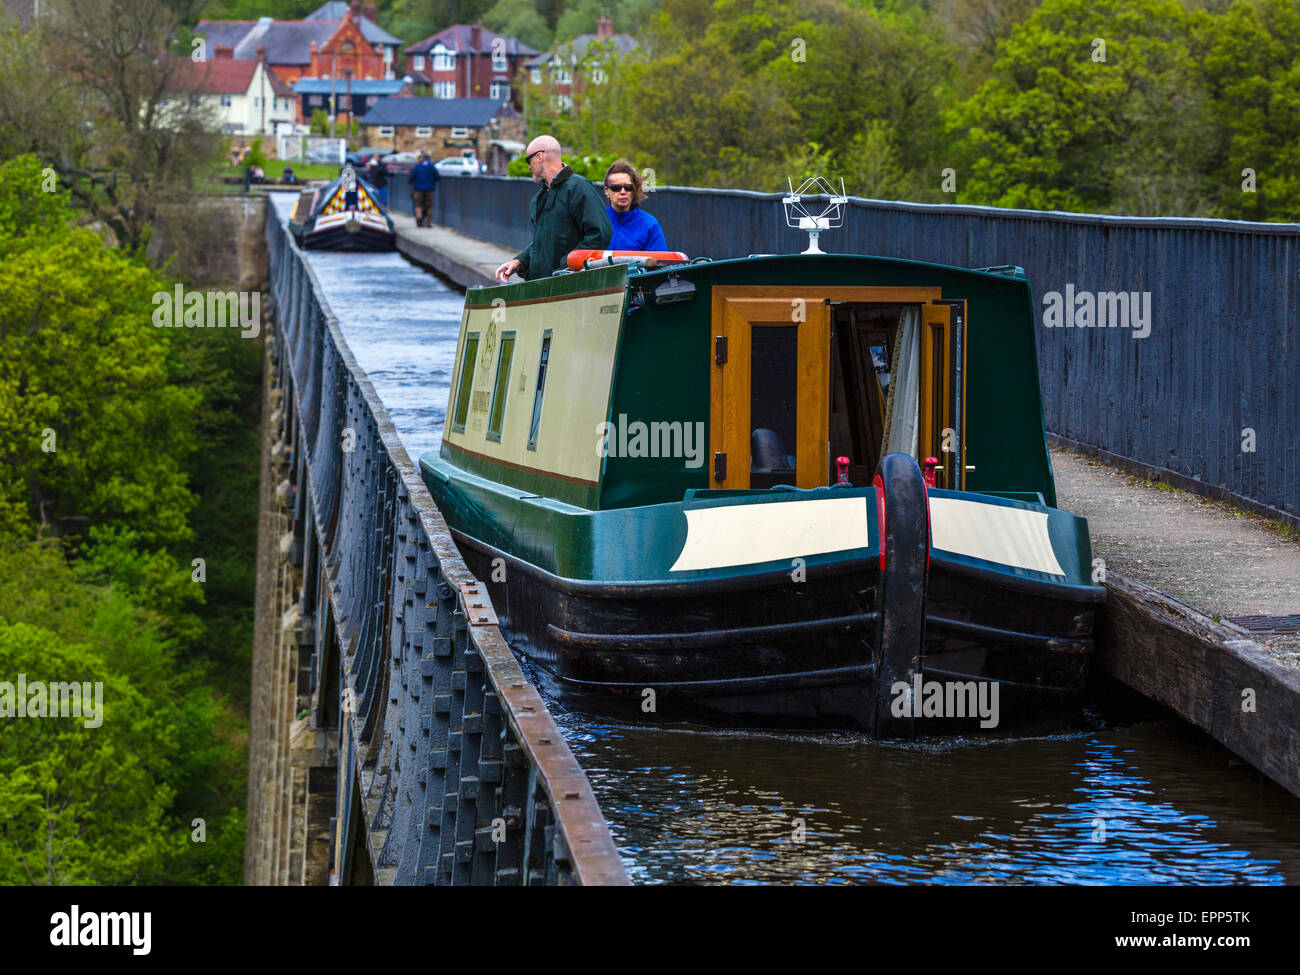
[709,296,830,490]
[919,300,969,490]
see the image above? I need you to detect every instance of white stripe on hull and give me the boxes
[928,496,1065,576]
[669,497,871,572]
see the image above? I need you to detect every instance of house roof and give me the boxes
[405,24,537,57]
[197,19,340,65]
[293,77,409,95]
[359,96,516,127]
[304,2,405,46]
[524,33,637,68]
[166,58,294,97]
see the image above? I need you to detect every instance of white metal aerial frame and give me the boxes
[783,175,849,254]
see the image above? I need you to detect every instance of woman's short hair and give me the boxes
[604,159,648,205]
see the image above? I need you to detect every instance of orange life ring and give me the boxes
[566,249,690,271]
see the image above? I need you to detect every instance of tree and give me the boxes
[946,0,1217,215]
[0,619,179,884]
[1201,0,1300,220]
[0,0,221,255]
[0,156,199,554]
[483,0,554,50]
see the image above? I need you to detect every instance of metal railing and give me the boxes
[388,174,1300,528]
[264,211,628,886]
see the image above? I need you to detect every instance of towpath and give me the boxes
[1052,446,1300,665]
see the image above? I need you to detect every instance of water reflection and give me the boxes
[273,191,1300,886]
[559,717,1297,885]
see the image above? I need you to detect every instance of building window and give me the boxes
[555,67,572,85]
[434,81,455,99]
[337,95,348,110]
[310,94,323,106]
[553,94,572,112]
[411,54,424,71]
[414,126,432,137]
[491,50,507,72]
[432,49,455,71]
[490,80,509,101]
[450,126,469,138]
[529,68,541,84]
[220,94,232,107]
[377,125,394,137]
[591,67,606,84]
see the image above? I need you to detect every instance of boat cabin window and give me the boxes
[750,325,799,488]
[487,331,516,443]
[527,330,552,451]
[451,331,479,433]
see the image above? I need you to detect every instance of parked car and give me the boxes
[380,152,418,173]
[434,156,481,177]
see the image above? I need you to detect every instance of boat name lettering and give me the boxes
[1041,285,1151,338]
[595,414,706,469]
[599,303,620,315]
[470,390,491,414]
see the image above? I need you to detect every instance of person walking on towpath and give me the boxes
[494,135,611,282]
[411,151,439,228]
[603,159,668,251]
[366,155,388,207]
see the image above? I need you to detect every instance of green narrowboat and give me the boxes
[419,237,1106,737]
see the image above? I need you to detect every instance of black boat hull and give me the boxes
[454,531,1098,735]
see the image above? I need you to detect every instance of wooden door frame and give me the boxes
[710,286,943,490]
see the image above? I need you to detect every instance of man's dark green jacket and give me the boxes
[514,165,612,280]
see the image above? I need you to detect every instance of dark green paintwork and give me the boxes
[426,251,1092,593]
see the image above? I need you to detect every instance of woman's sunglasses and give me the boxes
[605,182,634,193]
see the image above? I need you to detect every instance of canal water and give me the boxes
[272,194,1300,885]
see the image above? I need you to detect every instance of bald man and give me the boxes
[495,135,612,282]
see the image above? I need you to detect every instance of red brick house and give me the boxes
[196,0,401,89]
[403,24,536,105]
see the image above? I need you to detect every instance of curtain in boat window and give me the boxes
[882,305,920,458]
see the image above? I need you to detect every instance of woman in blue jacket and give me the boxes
[603,159,668,250]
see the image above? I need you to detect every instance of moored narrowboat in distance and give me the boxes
[419,183,1105,738]
[289,165,395,251]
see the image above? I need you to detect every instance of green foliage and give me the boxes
[310,108,330,135]
[0,157,200,552]
[0,618,178,884]
[947,0,1217,214]
[0,156,255,883]
[483,0,554,50]
[507,153,533,177]
[1201,0,1300,220]
[246,136,267,169]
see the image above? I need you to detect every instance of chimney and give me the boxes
[363,1,377,22]
[214,44,233,59]
[257,44,266,63]
[349,0,360,22]
[471,23,482,52]
[597,16,613,39]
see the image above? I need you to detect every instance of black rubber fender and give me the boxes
[871,452,930,739]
